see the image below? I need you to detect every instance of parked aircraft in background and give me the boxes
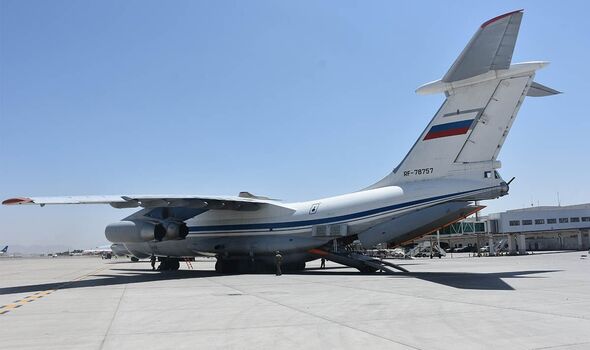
[82,245,112,255]
[0,246,8,255]
[111,243,141,261]
[3,10,558,273]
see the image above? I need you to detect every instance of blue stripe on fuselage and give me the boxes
[188,187,492,233]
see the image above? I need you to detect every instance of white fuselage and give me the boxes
[123,177,504,258]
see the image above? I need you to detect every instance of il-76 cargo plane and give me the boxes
[4,10,559,273]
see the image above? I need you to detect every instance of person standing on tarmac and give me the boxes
[275,251,283,276]
[150,255,156,271]
[320,258,326,269]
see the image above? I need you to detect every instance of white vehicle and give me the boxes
[3,11,558,273]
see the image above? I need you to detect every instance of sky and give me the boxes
[1,0,589,250]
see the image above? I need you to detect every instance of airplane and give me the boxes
[110,243,130,257]
[0,246,7,255]
[81,244,113,259]
[111,243,142,261]
[3,10,559,273]
[82,245,113,256]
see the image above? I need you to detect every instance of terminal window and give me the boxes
[509,220,520,226]
[559,218,569,223]
[582,217,590,222]
[535,219,545,225]
[547,218,557,224]
[571,217,580,222]
[522,220,533,225]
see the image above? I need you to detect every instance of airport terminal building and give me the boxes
[430,203,590,254]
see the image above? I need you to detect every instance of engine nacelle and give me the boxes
[105,221,189,243]
[105,221,165,243]
[163,221,189,240]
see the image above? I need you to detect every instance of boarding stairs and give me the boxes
[408,241,446,257]
[434,245,447,257]
[493,239,508,254]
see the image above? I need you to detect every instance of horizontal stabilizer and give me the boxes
[443,10,523,82]
[527,81,561,97]
[370,9,558,189]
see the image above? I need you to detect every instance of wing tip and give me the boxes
[481,9,524,28]
[2,197,34,205]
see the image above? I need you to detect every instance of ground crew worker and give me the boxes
[320,258,326,269]
[275,251,283,276]
[150,255,156,270]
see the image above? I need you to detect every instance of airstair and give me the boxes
[493,238,508,254]
[434,244,447,257]
[408,241,447,257]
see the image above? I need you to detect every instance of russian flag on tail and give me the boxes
[423,119,474,140]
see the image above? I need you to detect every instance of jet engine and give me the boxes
[163,221,189,240]
[105,220,188,243]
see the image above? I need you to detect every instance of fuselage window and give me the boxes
[309,203,320,215]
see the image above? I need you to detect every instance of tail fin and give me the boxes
[1,246,7,253]
[370,10,559,189]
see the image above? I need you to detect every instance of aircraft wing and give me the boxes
[2,194,289,211]
[442,9,523,82]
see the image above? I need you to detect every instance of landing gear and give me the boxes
[215,259,241,273]
[359,266,378,274]
[284,261,306,272]
[214,257,306,274]
[130,256,139,262]
[158,257,180,271]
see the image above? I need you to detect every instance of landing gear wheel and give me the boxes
[158,258,180,271]
[359,266,378,274]
[215,258,238,274]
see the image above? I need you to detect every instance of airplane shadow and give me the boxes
[0,270,218,295]
[400,270,558,290]
[291,269,559,291]
[0,268,559,295]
